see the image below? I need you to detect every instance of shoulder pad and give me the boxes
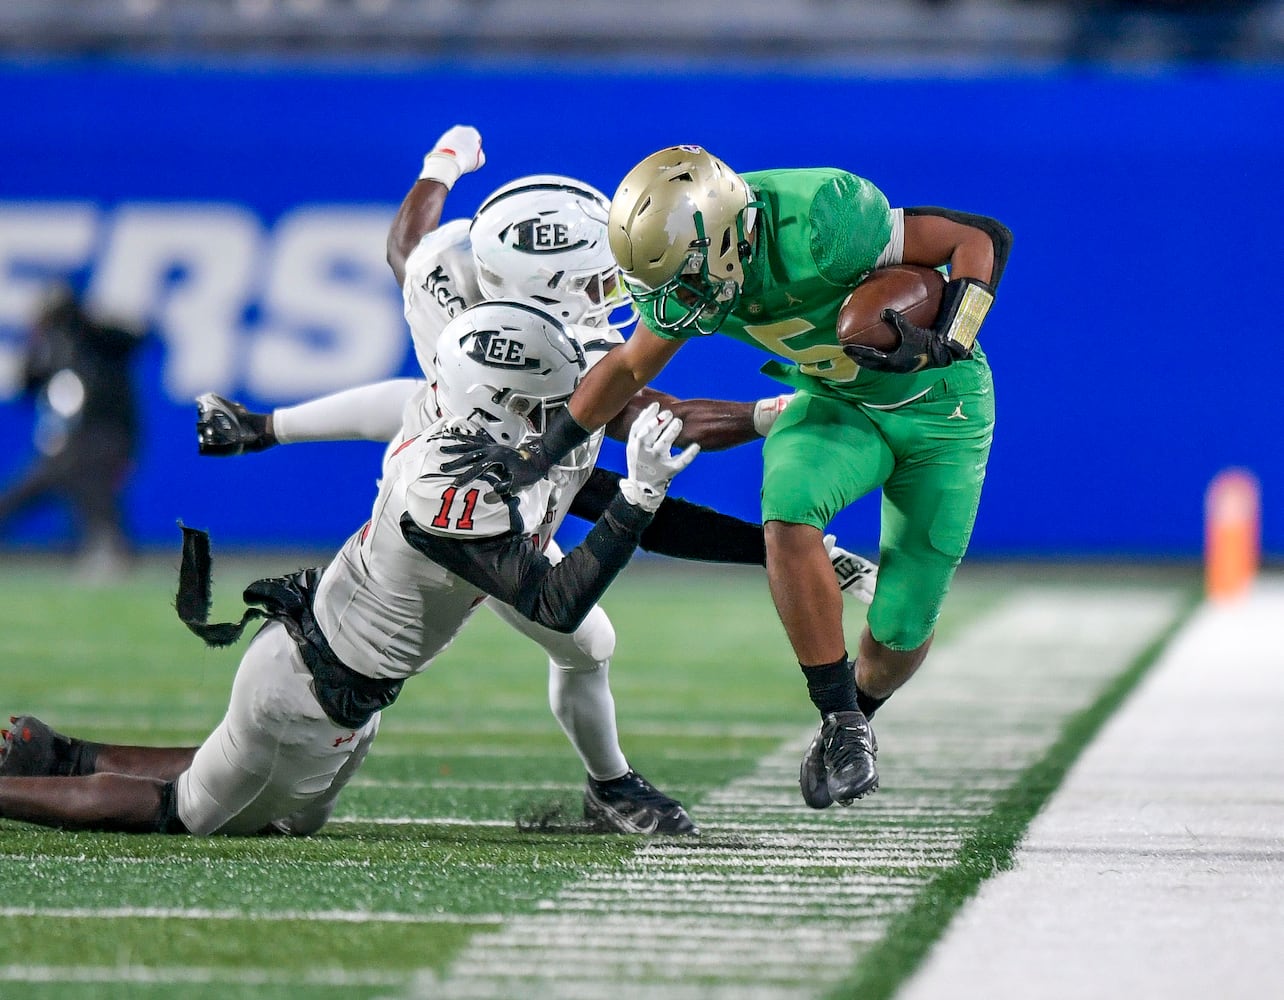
[404,466,517,541]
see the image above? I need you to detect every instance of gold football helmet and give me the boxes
[607,145,761,334]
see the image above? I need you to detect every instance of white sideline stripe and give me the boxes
[420,589,1187,1000]
[350,778,582,791]
[0,965,405,987]
[899,577,1284,1000]
[0,906,504,925]
[330,816,513,827]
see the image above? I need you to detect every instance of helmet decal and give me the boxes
[498,217,592,255]
[465,328,544,371]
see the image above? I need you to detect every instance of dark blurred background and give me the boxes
[1,0,1279,566]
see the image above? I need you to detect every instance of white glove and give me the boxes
[620,402,701,512]
[823,533,878,606]
[418,125,485,189]
[752,393,794,436]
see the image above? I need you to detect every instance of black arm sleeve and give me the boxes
[570,467,767,565]
[400,493,654,634]
[904,206,1013,290]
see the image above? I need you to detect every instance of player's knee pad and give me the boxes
[550,605,616,674]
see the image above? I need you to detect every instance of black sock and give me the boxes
[855,684,889,720]
[69,739,103,776]
[801,655,856,716]
[52,734,102,776]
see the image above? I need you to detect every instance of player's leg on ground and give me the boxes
[761,394,895,806]
[175,621,367,836]
[485,561,629,781]
[1,714,196,780]
[271,713,379,836]
[487,596,697,834]
[0,772,169,832]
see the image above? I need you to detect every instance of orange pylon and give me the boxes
[1204,468,1260,602]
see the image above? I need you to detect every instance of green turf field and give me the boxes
[0,557,1200,999]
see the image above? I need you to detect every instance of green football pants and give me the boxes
[760,363,994,650]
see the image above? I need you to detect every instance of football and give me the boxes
[837,265,947,353]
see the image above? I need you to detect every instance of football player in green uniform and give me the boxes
[443,145,1011,809]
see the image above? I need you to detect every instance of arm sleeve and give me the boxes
[273,379,425,444]
[400,493,654,634]
[570,467,767,565]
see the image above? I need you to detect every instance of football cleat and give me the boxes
[823,534,877,606]
[816,710,879,805]
[584,770,699,835]
[195,393,275,456]
[0,715,78,777]
[799,723,834,809]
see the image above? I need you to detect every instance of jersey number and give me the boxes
[431,486,480,531]
[741,317,861,383]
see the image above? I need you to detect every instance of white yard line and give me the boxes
[418,589,1186,1000]
[0,964,407,987]
[898,577,1284,1000]
[0,906,505,925]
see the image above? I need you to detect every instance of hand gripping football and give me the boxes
[837,265,947,353]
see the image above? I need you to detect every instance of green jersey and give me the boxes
[637,167,984,408]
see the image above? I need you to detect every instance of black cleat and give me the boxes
[0,715,78,777]
[799,723,834,809]
[584,770,699,835]
[817,710,878,805]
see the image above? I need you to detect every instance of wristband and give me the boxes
[619,478,665,513]
[419,152,463,189]
[939,278,994,353]
[752,394,793,437]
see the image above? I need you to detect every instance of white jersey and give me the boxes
[401,219,483,383]
[315,414,565,682]
[399,221,624,550]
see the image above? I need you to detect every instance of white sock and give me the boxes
[548,660,628,781]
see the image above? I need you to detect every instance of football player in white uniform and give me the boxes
[190,126,876,833]
[0,301,702,837]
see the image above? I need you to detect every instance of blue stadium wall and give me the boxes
[1,60,1279,559]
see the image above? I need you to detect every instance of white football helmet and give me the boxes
[608,145,762,335]
[470,175,634,329]
[434,300,586,446]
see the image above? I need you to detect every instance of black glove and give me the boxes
[439,407,592,496]
[196,393,277,456]
[845,277,993,375]
[439,431,554,496]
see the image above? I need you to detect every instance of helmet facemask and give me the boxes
[609,146,762,336]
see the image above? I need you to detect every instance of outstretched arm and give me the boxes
[386,125,485,287]
[569,323,684,432]
[440,323,685,495]
[607,387,793,452]
[196,380,424,455]
[406,406,698,633]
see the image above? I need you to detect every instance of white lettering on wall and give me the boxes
[90,203,263,399]
[0,200,406,405]
[248,207,404,398]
